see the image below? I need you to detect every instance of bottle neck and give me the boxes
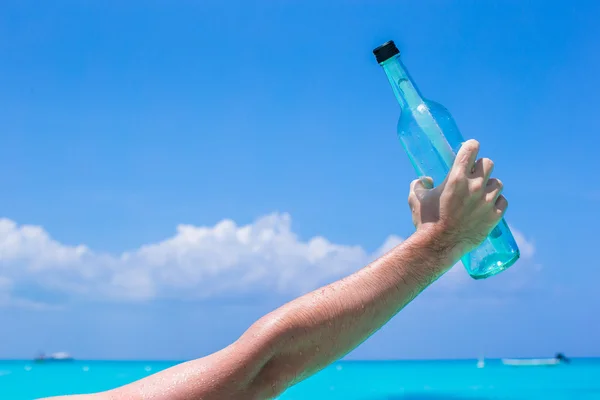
[380,55,425,110]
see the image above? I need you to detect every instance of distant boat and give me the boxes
[502,353,570,367]
[34,352,74,363]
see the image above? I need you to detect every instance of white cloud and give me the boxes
[0,214,535,306]
[512,227,535,259]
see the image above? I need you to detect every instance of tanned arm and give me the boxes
[47,139,507,400]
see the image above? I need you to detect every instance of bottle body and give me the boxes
[397,100,520,279]
[374,42,520,279]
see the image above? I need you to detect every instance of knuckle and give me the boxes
[447,170,463,185]
[470,179,484,192]
[486,190,499,203]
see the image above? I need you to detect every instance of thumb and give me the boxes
[410,176,434,196]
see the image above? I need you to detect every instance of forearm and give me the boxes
[49,230,454,400]
[248,229,455,396]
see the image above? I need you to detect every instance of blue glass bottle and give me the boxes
[373,41,520,279]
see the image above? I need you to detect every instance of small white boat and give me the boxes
[34,352,74,363]
[502,353,569,367]
[49,352,73,361]
[476,358,485,368]
[502,358,560,367]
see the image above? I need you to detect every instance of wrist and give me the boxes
[409,225,461,270]
[381,230,454,291]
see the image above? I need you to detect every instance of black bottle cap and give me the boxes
[373,40,399,63]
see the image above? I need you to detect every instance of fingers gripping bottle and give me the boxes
[373,40,520,279]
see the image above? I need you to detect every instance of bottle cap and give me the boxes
[373,40,399,63]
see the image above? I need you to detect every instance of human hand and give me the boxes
[408,139,507,262]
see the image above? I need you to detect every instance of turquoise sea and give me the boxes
[1,359,599,399]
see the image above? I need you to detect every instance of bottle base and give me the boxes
[468,252,520,280]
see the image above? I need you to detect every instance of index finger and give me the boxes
[452,139,480,173]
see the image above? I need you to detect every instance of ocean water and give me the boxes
[1,359,599,399]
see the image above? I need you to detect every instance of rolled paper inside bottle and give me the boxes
[410,101,456,174]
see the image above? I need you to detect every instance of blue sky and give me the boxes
[1,0,599,360]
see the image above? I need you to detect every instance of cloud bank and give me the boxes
[0,214,534,307]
